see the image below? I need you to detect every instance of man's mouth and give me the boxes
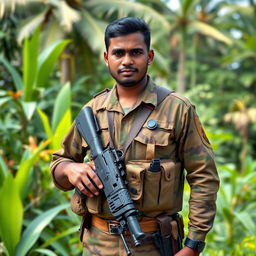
[118,67,138,74]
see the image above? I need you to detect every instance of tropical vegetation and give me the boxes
[0,0,255,255]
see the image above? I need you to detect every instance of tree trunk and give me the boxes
[60,46,73,84]
[177,47,186,93]
[190,34,198,88]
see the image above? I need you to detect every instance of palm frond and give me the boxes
[85,0,171,31]
[75,9,106,53]
[190,21,232,45]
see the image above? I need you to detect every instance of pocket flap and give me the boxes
[134,122,174,147]
[161,161,181,181]
[126,161,149,200]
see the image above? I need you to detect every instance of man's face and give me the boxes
[104,32,154,87]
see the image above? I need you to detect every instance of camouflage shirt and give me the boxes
[51,77,219,241]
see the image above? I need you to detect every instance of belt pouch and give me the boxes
[155,215,173,256]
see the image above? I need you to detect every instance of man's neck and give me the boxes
[116,76,148,108]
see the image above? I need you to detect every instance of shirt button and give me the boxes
[147,120,158,130]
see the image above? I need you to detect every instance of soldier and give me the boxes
[50,17,219,256]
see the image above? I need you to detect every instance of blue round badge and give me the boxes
[147,120,158,130]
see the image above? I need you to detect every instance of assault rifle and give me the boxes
[75,106,145,255]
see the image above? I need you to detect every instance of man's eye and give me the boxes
[114,51,124,57]
[132,50,143,56]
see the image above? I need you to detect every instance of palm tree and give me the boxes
[165,0,232,93]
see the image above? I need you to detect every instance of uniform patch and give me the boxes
[194,114,212,148]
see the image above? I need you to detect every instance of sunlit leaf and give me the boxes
[15,140,50,199]
[190,21,232,45]
[15,204,69,256]
[0,174,23,256]
[18,10,48,44]
[0,155,9,186]
[21,101,37,120]
[85,0,171,31]
[51,82,71,132]
[76,10,106,53]
[23,26,40,101]
[52,109,72,151]
[35,39,71,88]
[55,0,80,32]
[37,108,53,139]
[31,248,58,256]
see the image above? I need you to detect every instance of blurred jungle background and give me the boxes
[0,0,255,255]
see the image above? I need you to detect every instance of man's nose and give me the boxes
[122,53,134,65]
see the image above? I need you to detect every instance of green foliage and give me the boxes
[0,0,256,255]
[16,204,69,256]
[37,82,72,150]
[0,174,23,256]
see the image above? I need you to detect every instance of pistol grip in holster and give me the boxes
[153,214,183,256]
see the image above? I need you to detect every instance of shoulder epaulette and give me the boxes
[93,88,110,98]
[170,92,192,108]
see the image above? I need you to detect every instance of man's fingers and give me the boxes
[87,168,103,189]
[81,175,100,196]
[87,161,96,170]
[77,183,93,198]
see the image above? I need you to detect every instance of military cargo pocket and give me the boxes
[142,160,182,212]
[126,160,182,213]
[157,161,182,212]
[126,160,149,208]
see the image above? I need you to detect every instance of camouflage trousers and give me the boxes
[82,227,161,256]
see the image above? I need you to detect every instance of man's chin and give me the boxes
[118,80,137,87]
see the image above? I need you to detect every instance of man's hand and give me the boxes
[55,161,103,197]
[175,246,199,256]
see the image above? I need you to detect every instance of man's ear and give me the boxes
[147,49,154,65]
[104,51,108,66]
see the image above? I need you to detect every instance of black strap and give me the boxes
[107,86,173,158]
[107,111,115,148]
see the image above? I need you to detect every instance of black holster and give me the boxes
[153,214,183,256]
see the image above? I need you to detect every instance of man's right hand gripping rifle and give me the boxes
[74,106,145,256]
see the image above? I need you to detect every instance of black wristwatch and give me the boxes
[184,237,205,253]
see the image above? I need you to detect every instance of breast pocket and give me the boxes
[133,121,175,160]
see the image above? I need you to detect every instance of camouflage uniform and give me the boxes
[51,77,219,255]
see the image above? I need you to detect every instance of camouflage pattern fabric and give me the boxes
[50,76,219,242]
[82,227,160,256]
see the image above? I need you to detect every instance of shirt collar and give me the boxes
[95,76,158,112]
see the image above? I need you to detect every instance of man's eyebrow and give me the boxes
[111,48,125,53]
[111,48,144,53]
[131,48,144,51]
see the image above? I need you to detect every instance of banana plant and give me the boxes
[37,82,72,151]
[0,27,71,124]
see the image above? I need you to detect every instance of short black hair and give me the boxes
[104,17,151,51]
